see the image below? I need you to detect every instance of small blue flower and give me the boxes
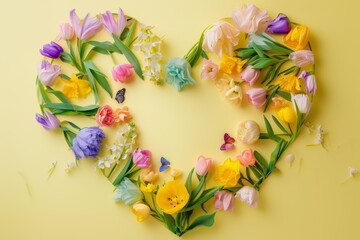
[165,57,195,91]
[113,178,142,205]
[71,126,105,159]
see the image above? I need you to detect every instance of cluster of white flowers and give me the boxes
[96,123,137,170]
[133,24,163,84]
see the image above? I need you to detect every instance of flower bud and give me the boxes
[289,50,314,67]
[132,149,152,169]
[131,202,151,222]
[236,149,256,167]
[195,156,213,176]
[235,186,259,208]
[169,167,182,178]
[237,120,260,144]
[267,13,291,34]
[40,41,64,59]
[112,64,134,83]
[292,94,312,115]
[276,106,296,123]
[246,88,267,108]
[214,190,235,211]
[59,23,74,40]
[239,66,260,86]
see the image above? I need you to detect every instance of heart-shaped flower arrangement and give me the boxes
[35,4,317,236]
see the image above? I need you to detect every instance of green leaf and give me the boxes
[254,151,269,174]
[90,47,111,55]
[245,168,255,184]
[43,103,99,116]
[249,166,263,180]
[189,173,208,203]
[113,156,134,186]
[185,168,194,194]
[263,39,293,54]
[84,61,112,98]
[162,213,177,234]
[47,87,71,103]
[60,73,71,80]
[88,41,119,53]
[235,48,256,59]
[188,33,205,67]
[263,85,280,112]
[60,52,72,63]
[84,62,99,103]
[269,139,285,171]
[124,20,137,47]
[277,90,291,101]
[253,58,277,69]
[272,115,290,135]
[36,78,51,105]
[201,50,208,59]
[66,121,81,130]
[183,186,223,212]
[112,34,144,79]
[264,115,274,136]
[251,42,265,57]
[187,212,216,231]
[120,28,130,41]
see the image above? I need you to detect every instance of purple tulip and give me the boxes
[37,60,61,86]
[267,14,291,34]
[300,71,317,95]
[39,41,64,58]
[100,8,127,37]
[35,111,60,131]
[69,9,102,40]
[71,127,105,159]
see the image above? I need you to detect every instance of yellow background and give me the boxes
[1,0,359,239]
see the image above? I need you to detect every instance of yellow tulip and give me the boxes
[284,25,309,50]
[215,158,240,187]
[156,181,189,214]
[62,75,91,99]
[131,202,151,222]
[276,106,296,124]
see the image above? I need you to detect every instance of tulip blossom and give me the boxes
[195,156,213,176]
[300,71,317,95]
[35,111,59,131]
[235,186,259,208]
[131,202,151,222]
[37,60,61,86]
[267,14,291,34]
[237,149,256,167]
[132,149,152,169]
[284,25,309,50]
[100,8,127,37]
[112,64,134,83]
[40,41,63,59]
[289,50,314,67]
[69,9,102,40]
[240,66,260,86]
[246,88,267,108]
[156,181,189,214]
[59,23,74,40]
[232,4,271,34]
[202,21,239,57]
[292,93,312,115]
[214,191,235,211]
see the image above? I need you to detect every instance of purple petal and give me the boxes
[117,8,127,36]
[35,113,51,131]
[81,15,102,40]
[69,9,82,38]
[45,111,59,129]
[220,143,234,151]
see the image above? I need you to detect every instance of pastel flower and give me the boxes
[202,20,239,57]
[140,169,158,182]
[96,105,115,127]
[300,71,317,95]
[71,126,105,159]
[232,4,271,34]
[133,149,152,169]
[97,158,112,169]
[285,153,295,165]
[35,111,59,131]
[235,186,259,208]
[292,93,312,115]
[140,182,156,193]
[276,106,296,124]
[289,50,314,67]
[236,149,256,167]
[112,64,134,83]
[237,120,260,144]
[220,54,247,75]
[270,96,288,109]
[240,66,260,86]
[69,9,102,40]
[215,158,240,187]
[40,41,64,59]
[246,88,267,108]
[100,8,127,37]
[165,57,195,91]
[274,74,302,93]
[131,202,151,222]
[169,167,182,178]
[156,181,190,214]
[214,191,235,211]
[195,156,213,176]
[37,60,61,86]
[59,23,74,40]
[200,59,219,80]
[267,14,291,34]
[219,77,243,105]
[113,177,142,206]
[114,106,132,123]
[62,75,92,99]
[284,25,310,50]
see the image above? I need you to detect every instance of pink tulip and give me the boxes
[59,23,74,40]
[214,191,235,211]
[246,88,267,108]
[236,149,256,167]
[232,4,271,34]
[240,66,260,86]
[289,50,314,67]
[112,64,134,83]
[133,149,152,169]
[195,156,213,176]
